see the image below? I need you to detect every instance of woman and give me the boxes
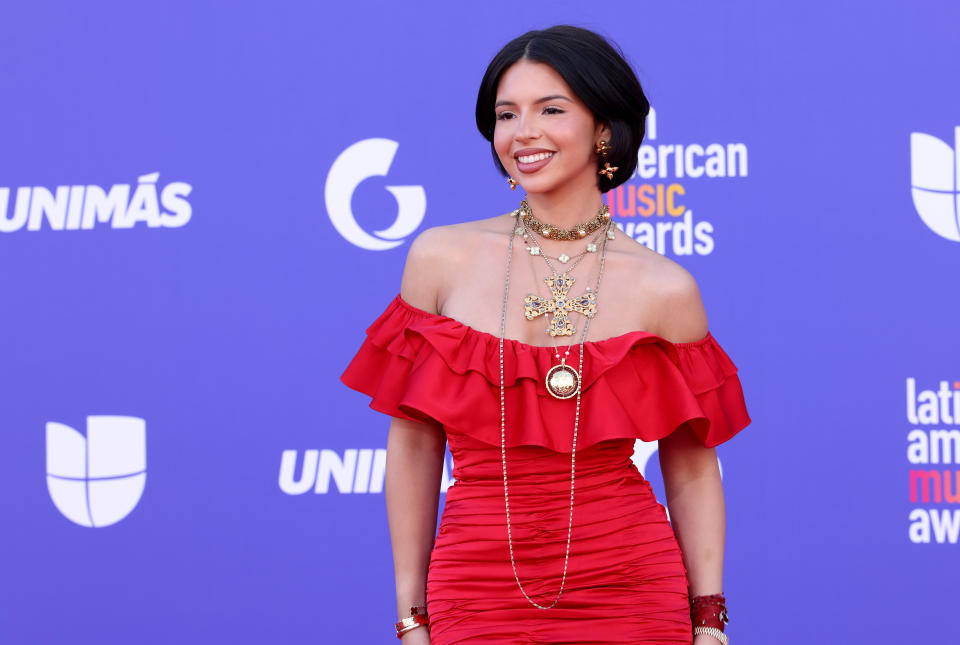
[342,25,750,644]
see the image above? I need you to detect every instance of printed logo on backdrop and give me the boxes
[604,107,748,256]
[46,416,146,527]
[0,173,192,232]
[277,446,718,499]
[910,127,960,242]
[278,449,453,494]
[906,378,960,544]
[325,138,426,250]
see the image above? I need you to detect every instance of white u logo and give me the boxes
[46,416,147,528]
[910,127,960,242]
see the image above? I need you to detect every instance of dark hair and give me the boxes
[475,25,649,191]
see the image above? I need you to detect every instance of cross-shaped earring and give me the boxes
[599,163,619,180]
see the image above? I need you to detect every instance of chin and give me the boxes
[520,177,571,196]
[513,169,556,191]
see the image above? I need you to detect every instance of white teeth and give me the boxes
[517,152,554,164]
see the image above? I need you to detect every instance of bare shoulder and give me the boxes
[616,236,709,343]
[399,212,514,314]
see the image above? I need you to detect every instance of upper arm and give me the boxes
[388,415,447,453]
[399,226,451,315]
[658,422,717,475]
[656,263,709,343]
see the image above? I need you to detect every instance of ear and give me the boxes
[594,122,612,148]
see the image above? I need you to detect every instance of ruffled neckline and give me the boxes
[342,294,751,450]
[393,294,716,352]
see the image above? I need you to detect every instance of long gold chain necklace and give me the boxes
[498,209,611,609]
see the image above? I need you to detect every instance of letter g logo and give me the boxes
[325,138,427,250]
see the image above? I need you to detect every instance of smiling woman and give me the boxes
[341,24,751,645]
[476,25,648,198]
[491,62,606,202]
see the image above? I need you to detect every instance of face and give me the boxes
[493,59,609,196]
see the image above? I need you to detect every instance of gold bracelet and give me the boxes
[693,626,729,645]
[396,621,427,637]
[395,610,429,639]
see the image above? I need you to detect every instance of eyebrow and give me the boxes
[494,94,572,108]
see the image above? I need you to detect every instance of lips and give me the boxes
[517,151,553,163]
[514,149,555,174]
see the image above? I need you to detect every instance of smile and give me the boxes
[516,151,554,163]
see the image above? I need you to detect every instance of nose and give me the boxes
[513,111,541,143]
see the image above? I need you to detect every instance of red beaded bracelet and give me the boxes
[690,593,728,632]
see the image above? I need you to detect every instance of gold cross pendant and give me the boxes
[523,273,596,337]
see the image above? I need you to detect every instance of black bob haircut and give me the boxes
[475,25,650,192]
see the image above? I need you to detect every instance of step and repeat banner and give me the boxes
[1,2,957,643]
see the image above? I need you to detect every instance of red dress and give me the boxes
[342,296,751,645]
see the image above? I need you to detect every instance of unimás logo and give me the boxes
[325,138,426,250]
[906,377,960,544]
[278,444,719,501]
[46,416,147,527]
[278,448,453,495]
[0,172,192,232]
[910,126,960,242]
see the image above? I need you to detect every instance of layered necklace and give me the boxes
[516,199,615,399]
[499,200,614,609]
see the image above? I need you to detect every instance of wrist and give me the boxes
[395,586,427,619]
[395,604,429,640]
[693,626,729,644]
[690,592,729,644]
[690,592,728,629]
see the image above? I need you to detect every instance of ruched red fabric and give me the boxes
[341,295,752,644]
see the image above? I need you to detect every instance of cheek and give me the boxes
[493,127,513,167]
[557,123,594,162]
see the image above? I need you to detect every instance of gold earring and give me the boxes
[599,162,619,180]
[595,140,616,179]
[507,177,518,191]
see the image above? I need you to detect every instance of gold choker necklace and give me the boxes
[519,199,611,241]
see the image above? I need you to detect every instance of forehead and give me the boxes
[496,59,576,101]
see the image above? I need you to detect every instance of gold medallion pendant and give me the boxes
[545,361,580,399]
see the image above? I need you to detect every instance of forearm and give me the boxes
[385,417,447,619]
[658,425,725,596]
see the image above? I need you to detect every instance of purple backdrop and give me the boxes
[1,1,958,643]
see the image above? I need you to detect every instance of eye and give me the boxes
[543,106,565,115]
[496,111,516,121]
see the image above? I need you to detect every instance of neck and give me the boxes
[523,178,605,230]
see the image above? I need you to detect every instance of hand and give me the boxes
[694,633,725,645]
[399,625,431,644]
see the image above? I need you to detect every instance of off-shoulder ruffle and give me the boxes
[341,295,751,451]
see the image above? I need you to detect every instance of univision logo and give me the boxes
[910,126,960,242]
[325,138,426,250]
[46,416,146,527]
